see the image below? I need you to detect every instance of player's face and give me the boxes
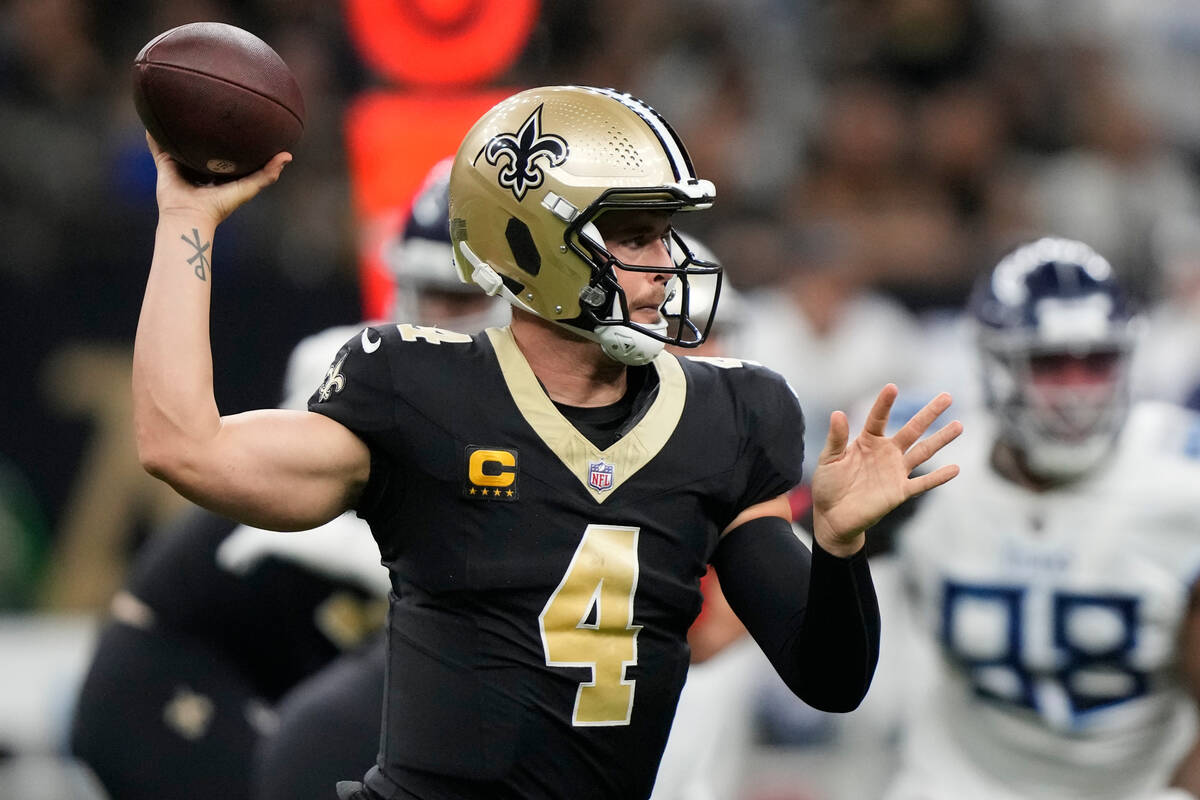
[595,210,674,326]
[1026,350,1122,439]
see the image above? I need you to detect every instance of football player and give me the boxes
[885,237,1200,800]
[133,84,961,800]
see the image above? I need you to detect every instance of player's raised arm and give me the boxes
[711,389,960,713]
[133,136,369,531]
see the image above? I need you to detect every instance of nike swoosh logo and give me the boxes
[361,328,381,354]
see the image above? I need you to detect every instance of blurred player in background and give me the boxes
[69,159,504,800]
[67,491,387,800]
[885,237,1200,800]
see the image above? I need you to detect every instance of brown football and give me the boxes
[132,22,305,180]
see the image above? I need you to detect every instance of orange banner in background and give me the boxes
[343,0,538,88]
[341,0,540,319]
[344,91,514,319]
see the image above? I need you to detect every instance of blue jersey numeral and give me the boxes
[941,580,1147,723]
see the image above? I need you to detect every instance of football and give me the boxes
[132,22,305,180]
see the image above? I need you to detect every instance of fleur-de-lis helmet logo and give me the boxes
[317,355,347,402]
[484,104,568,201]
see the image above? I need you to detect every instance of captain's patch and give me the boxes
[465,446,519,501]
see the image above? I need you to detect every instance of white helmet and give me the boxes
[662,233,744,340]
[971,237,1137,481]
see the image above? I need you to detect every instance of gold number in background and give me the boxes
[539,525,642,726]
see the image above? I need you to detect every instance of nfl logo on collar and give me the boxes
[464,446,519,501]
[588,460,614,493]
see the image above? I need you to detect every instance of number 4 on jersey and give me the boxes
[395,323,472,344]
[539,525,642,726]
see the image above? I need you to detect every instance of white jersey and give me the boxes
[887,402,1200,800]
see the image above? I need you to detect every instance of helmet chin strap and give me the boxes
[579,223,669,364]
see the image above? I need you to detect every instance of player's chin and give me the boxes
[630,309,663,327]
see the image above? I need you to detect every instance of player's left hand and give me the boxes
[810,384,961,556]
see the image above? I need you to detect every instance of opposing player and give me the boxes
[133,84,961,799]
[885,237,1200,800]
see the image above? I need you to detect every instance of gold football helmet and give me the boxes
[448,85,721,365]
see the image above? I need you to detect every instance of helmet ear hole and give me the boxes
[505,217,542,276]
[500,274,525,297]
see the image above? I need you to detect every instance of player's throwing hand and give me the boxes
[147,132,291,226]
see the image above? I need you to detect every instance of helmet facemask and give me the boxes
[567,197,722,365]
[981,342,1132,481]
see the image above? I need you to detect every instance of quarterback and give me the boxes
[132,85,961,799]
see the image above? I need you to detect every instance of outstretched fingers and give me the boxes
[861,383,900,438]
[903,418,964,472]
[892,392,953,452]
[819,409,851,465]
[907,463,961,497]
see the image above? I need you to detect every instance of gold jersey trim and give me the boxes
[487,326,686,503]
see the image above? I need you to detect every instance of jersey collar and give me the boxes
[487,326,686,503]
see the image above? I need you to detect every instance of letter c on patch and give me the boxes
[468,449,516,487]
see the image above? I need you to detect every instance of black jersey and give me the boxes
[309,324,805,800]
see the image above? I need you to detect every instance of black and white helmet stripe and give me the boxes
[580,86,697,183]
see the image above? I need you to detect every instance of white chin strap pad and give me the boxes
[594,321,666,366]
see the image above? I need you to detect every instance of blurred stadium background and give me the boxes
[4,1,1200,798]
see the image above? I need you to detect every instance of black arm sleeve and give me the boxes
[710,515,880,712]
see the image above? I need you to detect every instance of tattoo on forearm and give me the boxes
[180,228,211,281]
